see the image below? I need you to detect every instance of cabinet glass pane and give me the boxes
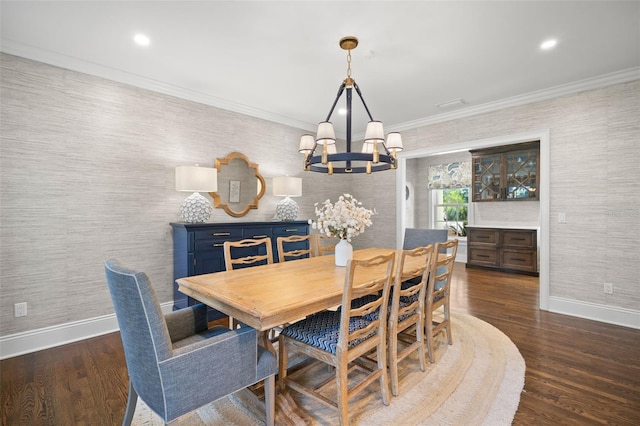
[473,156,501,200]
[505,151,537,199]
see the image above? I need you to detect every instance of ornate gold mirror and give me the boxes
[209,152,266,217]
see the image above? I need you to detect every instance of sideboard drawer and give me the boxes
[503,230,535,249]
[468,229,499,246]
[501,249,536,272]
[194,239,228,251]
[194,228,243,241]
[273,224,308,236]
[243,227,272,239]
[468,248,498,267]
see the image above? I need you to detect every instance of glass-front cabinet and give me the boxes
[471,141,539,202]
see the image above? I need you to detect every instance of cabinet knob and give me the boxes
[252,235,268,238]
[213,232,230,236]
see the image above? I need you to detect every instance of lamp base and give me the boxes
[180,192,212,223]
[275,196,299,221]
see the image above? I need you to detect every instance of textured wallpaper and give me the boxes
[1,53,638,337]
[0,54,335,335]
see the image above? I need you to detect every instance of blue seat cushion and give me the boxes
[281,310,376,354]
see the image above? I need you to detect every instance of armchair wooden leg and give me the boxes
[264,375,275,426]
[122,382,138,426]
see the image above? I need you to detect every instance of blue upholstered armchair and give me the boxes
[104,260,276,425]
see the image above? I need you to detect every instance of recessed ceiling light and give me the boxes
[540,39,557,50]
[134,33,150,47]
[338,108,347,115]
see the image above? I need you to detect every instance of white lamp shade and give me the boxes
[364,121,385,143]
[175,166,218,192]
[361,142,374,153]
[386,132,404,151]
[299,134,315,153]
[316,121,336,145]
[272,176,302,197]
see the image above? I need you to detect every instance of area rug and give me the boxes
[132,313,525,425]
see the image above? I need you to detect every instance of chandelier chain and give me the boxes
[346,49,352,79]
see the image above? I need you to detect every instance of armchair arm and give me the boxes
[159,326,268,421]
[164,303,209,343]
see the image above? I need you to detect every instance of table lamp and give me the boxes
[175,165,218,223]
[273,176,302,221]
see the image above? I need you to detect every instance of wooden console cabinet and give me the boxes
[171,221,309,320]
[466,226,538,275]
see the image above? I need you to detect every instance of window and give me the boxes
[433,188,468,236]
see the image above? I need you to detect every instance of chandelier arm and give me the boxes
[325,83,347,121]
[353,82,375,122]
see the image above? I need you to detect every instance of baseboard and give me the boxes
[548,296,640,329]
[0,302,174,360]
[3,298,637,359]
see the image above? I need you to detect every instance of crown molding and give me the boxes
[0,40,316,132]
[2,41,637,136]
[386,67,640,133]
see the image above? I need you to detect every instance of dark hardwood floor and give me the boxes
[2,264,639,425]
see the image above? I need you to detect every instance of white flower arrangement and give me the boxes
[309,194,376,242]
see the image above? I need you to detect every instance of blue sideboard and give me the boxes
[170,221,310,320]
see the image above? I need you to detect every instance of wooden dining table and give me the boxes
[176,247,428,351]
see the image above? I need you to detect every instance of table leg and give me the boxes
[259,330,277,356]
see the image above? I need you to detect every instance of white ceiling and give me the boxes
[2,1,639,138]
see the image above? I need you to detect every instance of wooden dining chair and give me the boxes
[224,237,273,328]
[387,244,435,396]
[223,237,274,270]
[278,252,396,425]
[276,235,314,262]
[425,239,458,363]
[314,234,338,256]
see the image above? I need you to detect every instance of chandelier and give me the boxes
[298,36,403,174]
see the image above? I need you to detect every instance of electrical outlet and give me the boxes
[558,212,567,223]
[14,302,27,317]
[603,283,614,294]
